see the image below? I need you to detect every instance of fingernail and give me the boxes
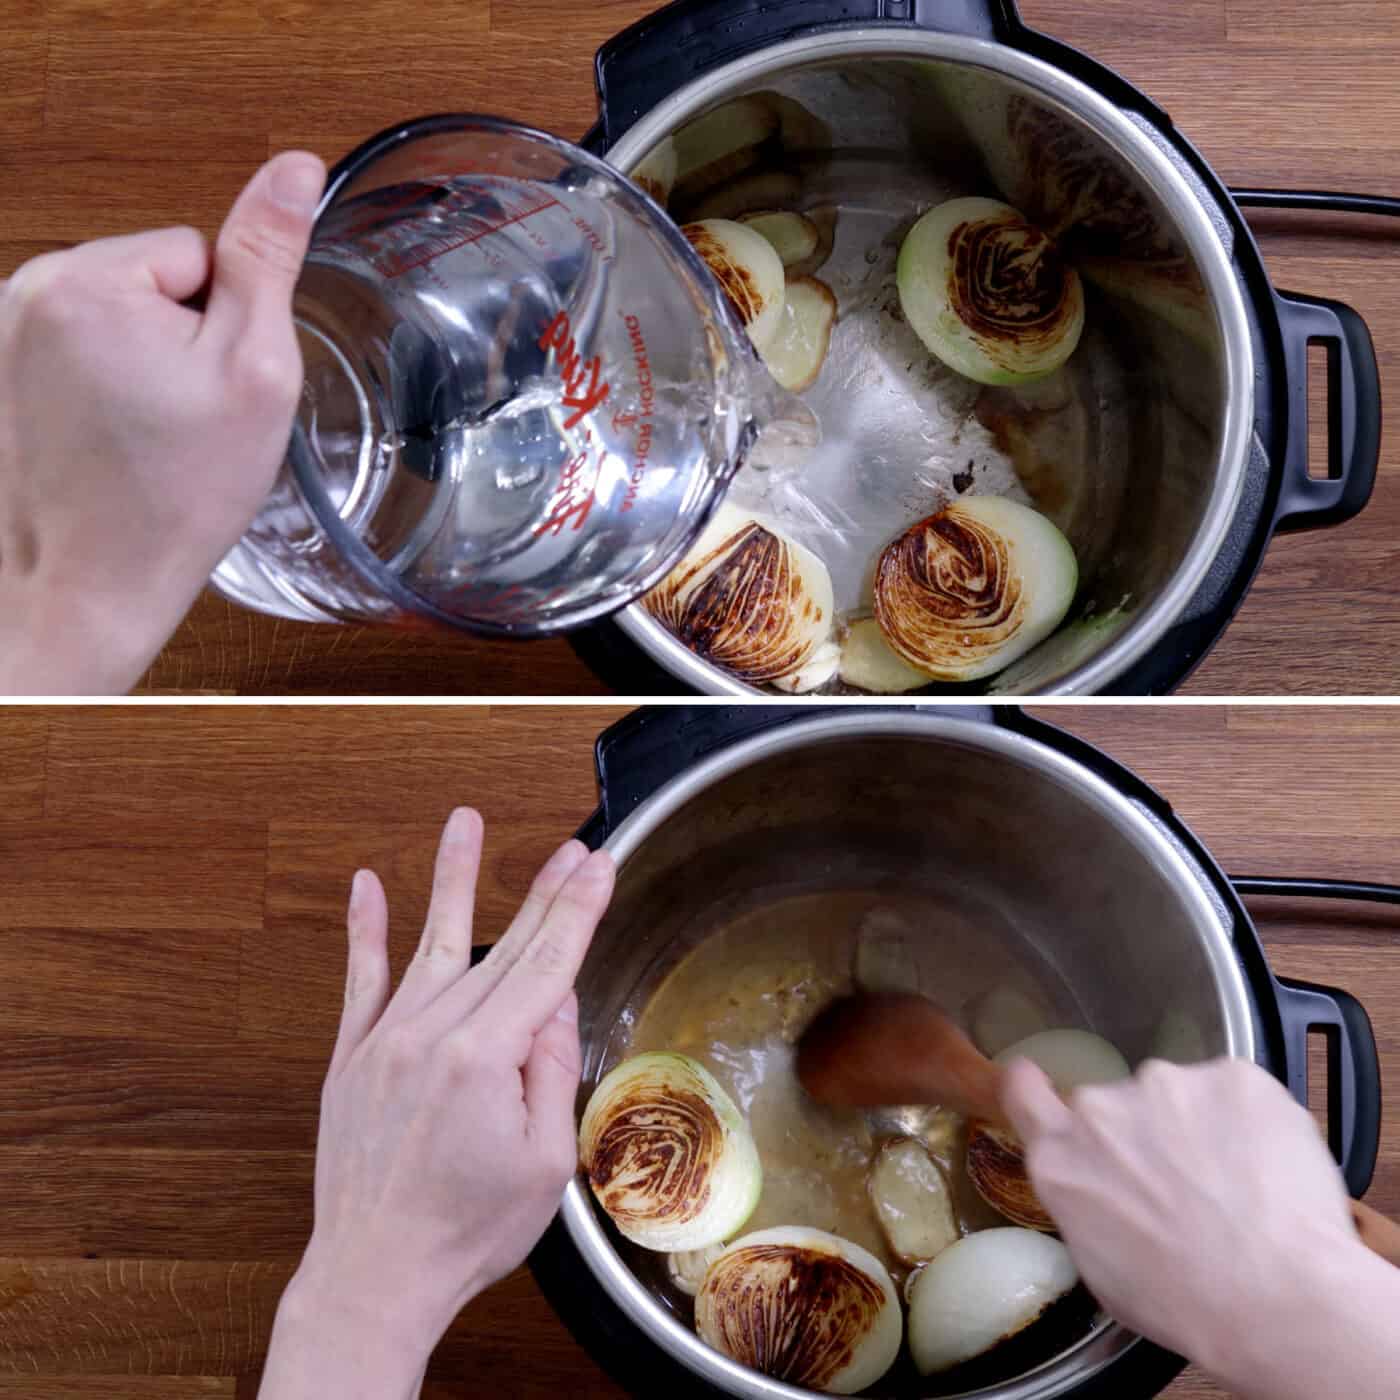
[552,995,579,1025]
[268,154,324,215]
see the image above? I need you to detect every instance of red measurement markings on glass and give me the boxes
[333,181,444,240]
[378,185,561,278]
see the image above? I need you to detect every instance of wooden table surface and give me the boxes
[0,701,1397,1398]
[2,0,1395,695]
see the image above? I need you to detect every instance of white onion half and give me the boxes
[696,1226,902,1394]
[993,1029,1131,1093]
[969,985,1053,1059]
[898,196,1085,386]
[683,218,786,351]
[579,1052,762,1253]
[644,503,835,688]
[908,1228,1079,1375]
[873,495,1077,683]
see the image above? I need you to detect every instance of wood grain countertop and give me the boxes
[2,0,1396,695]
[0,701,1396,1397]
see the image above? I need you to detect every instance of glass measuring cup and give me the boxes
[213,115,797,635]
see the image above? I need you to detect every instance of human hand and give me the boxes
[0,149,325,694]
[260,809,615,1400]
[1002,1056,1362,1387]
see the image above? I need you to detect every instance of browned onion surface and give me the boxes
[645,520,823,682]
[873,509,1026,677]
[683,222,766,327]
[947,211,1077,373]
[965,1121,1056,1233]
[586,1086,721,1234]
[697,1243,888,1389]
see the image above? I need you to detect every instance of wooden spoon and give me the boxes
[797,991,1400,1265]
[796,991,1009,1127]
[1354,1200,1400,1266]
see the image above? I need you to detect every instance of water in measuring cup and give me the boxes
[275,170,755,630]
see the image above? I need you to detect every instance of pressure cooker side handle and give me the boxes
[578,704,1000,845]
[1270,290,1381,534]
[1274,975,1382,1198]
[593,0,1021,145]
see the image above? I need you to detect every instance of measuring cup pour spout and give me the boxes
[744,362,823,474]
[211,116,770,638]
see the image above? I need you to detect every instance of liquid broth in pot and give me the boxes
[617,889,1081,1308]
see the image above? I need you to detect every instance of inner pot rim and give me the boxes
[607,29,1257,698]
[562,711,1257,1400]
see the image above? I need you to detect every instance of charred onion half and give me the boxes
[682,218,786,351]
[579,1052,762,1253]
[898,196,1085,386]
[872,495,1077,684]
[967,1030,1131,1232]
[644,503,835,690]
[696,1226,902,1394]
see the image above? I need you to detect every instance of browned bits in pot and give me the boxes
[696,1243,886,1388]
[684,222,765,326]
[586,1087,718,1232]
[947,213,1076,370]
[874,506,1026,676]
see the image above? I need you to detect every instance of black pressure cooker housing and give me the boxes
[568,0,1383,696]
[521,703,1382,1399]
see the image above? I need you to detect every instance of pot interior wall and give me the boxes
[581,731,1230,1087]
[620,52,1231,694]
[573,729,1235,1397]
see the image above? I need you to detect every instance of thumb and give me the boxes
[525,992,583,1163]
[1001,1057,1072,1145]
[202,150,325,351]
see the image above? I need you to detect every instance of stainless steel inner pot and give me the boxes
[563,713,1256,1399]
[608,31,1255,696]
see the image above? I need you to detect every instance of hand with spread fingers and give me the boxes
[258,809,616,1400]
[1002,1055,1400,1400]
[0,150,325,695]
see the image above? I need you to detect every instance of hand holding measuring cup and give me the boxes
[0,150,324,695]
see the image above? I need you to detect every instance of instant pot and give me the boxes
[563,0,1384,694]
[511,705,1382,1399]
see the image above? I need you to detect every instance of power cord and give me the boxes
[1232,877,1400,908]
[1231,189,1400,219]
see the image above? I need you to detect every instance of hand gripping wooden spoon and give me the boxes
[797,991,1400,1263]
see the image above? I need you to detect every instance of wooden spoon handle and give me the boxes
[1354,1199,1400,1266]
[945,1052,1009,1128]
